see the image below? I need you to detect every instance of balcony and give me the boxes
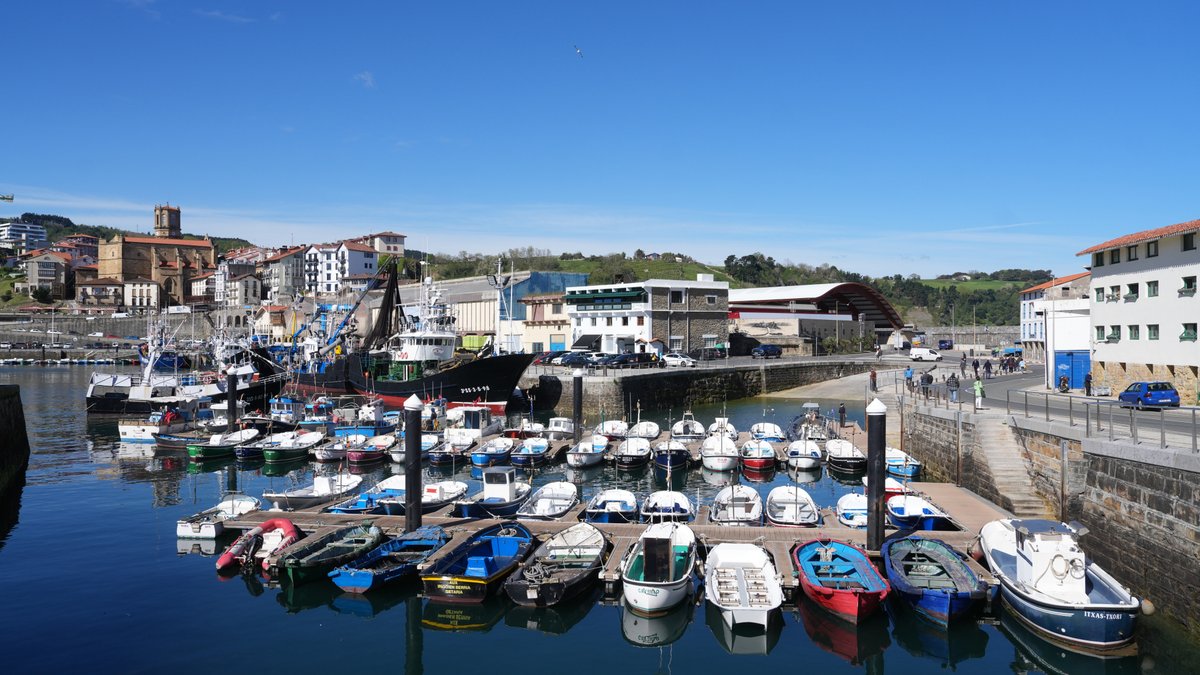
[1105,295,1119,302]
[1179,287,1197,297]
[1105,333,1120,343]
[1181,330,1198,342]
[1123,293,1138,301]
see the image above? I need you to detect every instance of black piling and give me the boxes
[403,394,424,532]
[572,369,583,446]
[866,398,887,551]
[225,369,239,493]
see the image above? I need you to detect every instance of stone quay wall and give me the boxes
[0,385,31,492]
[523,360,877,418]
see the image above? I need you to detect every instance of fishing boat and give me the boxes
[620,522,697,615]
[566,434,608,468]
[421,522,534,602]
[886,447,923,478]
[765,485,821,527]
[470,436,515,467]
[274,522,384,586]
[328,525,450,593]
[262,430,326,463]
[544,416,575,442]
[187,428,261,460]
[326,475,408,514]
[792,402,832,441]
[583,489,639,524]
[881,536,992,625]
[263,472,363,511]
[215,517,302,572]
[515,481,579,520]
[176,493,261,539]
[502,416,545,439]
[979,519,1142,650]
[119,399,209,442]
[886,495,955,531]
[739,439,776,471]
[152,430,210,450]
[443,406,504,453]
[708,417,738,442]
[670,410,705,442]
[233,430,299,460]
[749,422,786,443]
[345,434,395,464]
[793,539,890,623]
[388,433,441,463]
[627,420,660,440]
[700,435,739,471]
[785,439,823,470]
[826,439,866,471]
[653,440,691,471]
[641,490,693,523]
[614,437,652,468]
[704,543,783,628]
[240,395,306,434]
[510,436,550,467]
[313,433,366,462]
[836,493,869,528]
[504,522,608,607]
[450,466,532,518]
[378,480,470,516]
[428,443,467,467]
[709,484,763,527]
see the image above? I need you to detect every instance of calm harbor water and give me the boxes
[1,366,1196,673]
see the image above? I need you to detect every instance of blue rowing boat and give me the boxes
[881,536,993,625]
[328,525,449,593]
[421,522,534,602]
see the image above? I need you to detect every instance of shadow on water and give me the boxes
[704,600,783,655]
[504,587,600,635]
[620,596,695,648]
[793,594,891,667]
[998,609,1143,675]
[888,597,990,668]
[0,472,25,553]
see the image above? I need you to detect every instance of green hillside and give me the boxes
[919,279,1028,292]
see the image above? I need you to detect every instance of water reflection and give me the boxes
[704,601,782,655]
[793,595,890,666]
[176,538,219,556]
[275,577,341,613]
[330,584,413,618]
[422,596,510,633]
[0,471,25,553]
[1000,610,1143,675]
[504,588,599,635]
[620,598,695,647]
[889,599,989,668]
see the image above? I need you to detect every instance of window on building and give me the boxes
[703,335,717,348]
[1127,245,1138,261]
[1147,280,1159,297]
[637,316,645,326]
[1093,252,1105,267]
[1183,323,1198,342]
[1095,288,1104,302]
[590,318,597,326]
[1182,276,1197,295]
[1108,286,1120,301]
[669,336,683,351]
[1095,326,1106,342]
[621,317,629,326]
[1128,325,1140,340]
[1148,240,1159,257]
[552,303,562,315]
[670,290,683,304]
[532,342,543,352]
[1108,325,1121,341]
[1184,233,1197,251]
[1125,283,1138,299]
[706,295,717,305]
[1110,249,1120,264]
[1148,324,1159,340]
[606,317,613,326]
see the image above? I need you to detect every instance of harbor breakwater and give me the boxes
[521,360,875,417]
[903,406,1200,636]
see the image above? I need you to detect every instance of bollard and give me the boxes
[403,394,423,532]
[865,398,887,552]
[572,369,584,447]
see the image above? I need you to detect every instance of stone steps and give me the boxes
[973,417,1049,518]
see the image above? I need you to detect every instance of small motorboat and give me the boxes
[861,475,911,500]
[326,475,408,515]
[428,444,467,467]
[378,480,470,516]
[274,522,384,586]
[614,437,652,468]
[700,435,739,472]
[641,490,693,523]
[313,433,367,463]
[704,543,783,628]
[515,481,579,520]
[566,434,608,468]
[329,525,450,594]
[836,493,869,528]
[707,417,738,442]
[785,439,823,470]
[233,430,298,460]
[620,522,697,615]
[470,436,515,467]
[450,466,532,518]
[263,473,363,511]
[345,434,395,464]
[187,428,261,460]
[594,419,629,440]
[794,539,890,623]
[544,416,575,442]
[176,493,261,539]
[152,430,209,450]
[670,410,705,442]
[886,447,923,479]
[886,495,955,531]
[583,489,639,524]
[708,484,763,527]
[626,420,660,440]
[504,522,608,607]
[881,536,992,625]
[262,430,326,463]
[739,439,776,471]
[765,485,821,527]
[979,519,1141,650]
[653,440,691,471]
[215,517,301,572]
[388,433,441,463]
[511,436,550,467]
[421,522,534,602]
[749,422,786,443]
[826,439,866,471]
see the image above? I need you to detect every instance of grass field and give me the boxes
[0,274,32,307]
[919,279,1028,292]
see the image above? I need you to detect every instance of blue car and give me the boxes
[1117,382,1180,409]
[751,344,783,359]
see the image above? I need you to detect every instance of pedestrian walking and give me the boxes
[947,373,960,403]
[1084,372,1093,397]
[875,345,883,362]
[921,372,933,401]
[1018,358,1025,373]
[972,358,980,379]
[904,365,914,392]
[960,354,967,378]
[838,403,846,427]
[973,377,985,410]
[984,360,993,379]
[869,368,878,392]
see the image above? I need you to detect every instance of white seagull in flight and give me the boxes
[574,45,583,59]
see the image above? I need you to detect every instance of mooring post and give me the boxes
[403,394,423,532]
[224,369,239,493]
[572,368,584,446]
[405,594,424,675]
[866,398,887,551]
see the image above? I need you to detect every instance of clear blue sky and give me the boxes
[4,1,1199,278]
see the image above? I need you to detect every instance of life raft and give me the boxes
[215,518,301,572]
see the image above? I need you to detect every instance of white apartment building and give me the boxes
[1018,271,1090,363]
[0,221,48,253]
[263,246,306,303]
[1079,218,1200,402]
[124,278,162,312]
[303,241,378,296]
[565,276,729,356]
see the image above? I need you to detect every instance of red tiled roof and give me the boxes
[1020,271,1091,295]
[123,235,214,248]
[1077,218,1200,256]
[263,246,306,263]
[191,272,214,281]
[342,241,376,253]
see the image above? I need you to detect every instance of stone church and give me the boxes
[97,204,216,305]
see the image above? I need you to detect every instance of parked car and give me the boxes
[751,344,783,359]
[688,347,728,361]
[87,331,105,338]
[533,350,566,365]
[602,352,661,368]
[909,348,943,361]
[662,352,697,367]
[937,339,954,350]
[558,352,593,367]
[1117,382,1181,409]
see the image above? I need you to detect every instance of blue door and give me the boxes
[1054,351,1091,389]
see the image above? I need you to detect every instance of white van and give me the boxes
[910,348,943,362]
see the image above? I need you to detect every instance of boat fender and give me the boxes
[1141,598,1156,615]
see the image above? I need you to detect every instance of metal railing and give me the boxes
[1006,389,1199,452]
